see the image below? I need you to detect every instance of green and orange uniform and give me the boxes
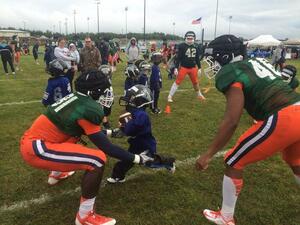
[215,58,300,169]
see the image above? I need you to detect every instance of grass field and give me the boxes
[0,52,299,225]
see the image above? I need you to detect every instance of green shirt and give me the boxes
[215,58,300,120]
[44,92,104,137]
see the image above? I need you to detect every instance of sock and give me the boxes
[50,171,61,177]
[221,175,243,221]
[169,82,178,97]
[197,90,204,97]
[78,197,96,218]
[294,174,300,185]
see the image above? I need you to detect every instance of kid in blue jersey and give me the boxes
[124,64,139,95]
[150,52,163,114]
[42,59,71,106]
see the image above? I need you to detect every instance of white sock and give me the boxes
[79,197,96,218]
[294,174,300,185]
[169,82,178,97]
[50,171,61,177]
[221,175,243,221]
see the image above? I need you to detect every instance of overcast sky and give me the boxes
[1,0,299,40]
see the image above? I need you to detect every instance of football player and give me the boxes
[124,64,140,95]
[20,71,153,225]
[42,59,71,106]
[167,31,205,103]
[196,35,300,225]
[107,85,175,183]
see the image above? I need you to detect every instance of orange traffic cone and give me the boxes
[164,104,171,114]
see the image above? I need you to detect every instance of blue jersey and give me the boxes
[150,64,162,90]
[123,108,156,154]
[42,76,71,106]
[137,73,148,87]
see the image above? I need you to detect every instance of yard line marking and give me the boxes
[0,150,226,213]
[0,88,206,107]
[0,78,47,82]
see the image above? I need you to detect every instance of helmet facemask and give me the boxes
[97,87,114,108]
[203,56,222,79]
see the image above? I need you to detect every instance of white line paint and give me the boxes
[0,150,226,213]
[0,88,202,107]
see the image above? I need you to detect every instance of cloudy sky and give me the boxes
[1,0,299,39]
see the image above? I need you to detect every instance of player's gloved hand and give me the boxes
[174,68,178,76]
[133,151,154,165]
[111,128,125,138]
[198,69,202,77]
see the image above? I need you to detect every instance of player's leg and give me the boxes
[188,67,205,100]
[282,142,300,185]
[167,67,187,102]
[20,139,115,225]
[107,145,140,183]
[204,110,300,224]
[2,57,8,74]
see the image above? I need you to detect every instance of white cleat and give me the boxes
[203,209,235,225]
[107,177,126,184]
[167,95,173,103]
[48,171,75,185]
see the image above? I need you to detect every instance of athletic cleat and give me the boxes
[197,94,206,101]
[48,171,75,185]
[106,177,126,184]
[203,209,235,225]
[75,211,116,225]
[167,95,173,103]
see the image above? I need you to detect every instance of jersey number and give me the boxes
[249,58,281,80]
[185,48,196,58]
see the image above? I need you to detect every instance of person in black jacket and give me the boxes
[33,40,40,65]
[0,41,15,76]
[97,38,110,65]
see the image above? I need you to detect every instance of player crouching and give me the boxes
[106,85,176,184]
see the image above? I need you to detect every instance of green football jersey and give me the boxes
[215,58,300,120]
[44,92,104,136]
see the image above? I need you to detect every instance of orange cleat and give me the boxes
[203,209,235,225]
[48,171,75,185]
[75,211,116,225]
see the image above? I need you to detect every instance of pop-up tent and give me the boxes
[247,35,281,47]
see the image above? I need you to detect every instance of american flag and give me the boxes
[191,17,202,25]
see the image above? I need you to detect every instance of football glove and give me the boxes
[133,151,154,165]
[174,68,179,76]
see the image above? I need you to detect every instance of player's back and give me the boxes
[215,58,300,120]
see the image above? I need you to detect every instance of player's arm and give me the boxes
[196,83,244,170]
[78,119,150,163]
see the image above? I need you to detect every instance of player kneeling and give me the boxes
[20,70,153,225]
[106,85,176,184]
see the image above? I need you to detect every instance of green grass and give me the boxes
[0,54,299,225]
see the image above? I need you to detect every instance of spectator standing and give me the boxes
[150,53,163,114]
[54,37,76,90]
[0,40,15,76]
[272,44,286,71]
[69,43,80,73]
[97,38,110,65]
[44,41,56,71]
[126,37,140,63]
[33,40,40,65]
[79,36,102,73]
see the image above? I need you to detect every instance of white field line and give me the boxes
[0,88,201,107]
[0,150,226,213]
[0,78,47,82]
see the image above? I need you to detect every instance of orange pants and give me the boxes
[15,52,21,63]
[20,135,106,172]
[175,66,198,85]
[225,103,300,169]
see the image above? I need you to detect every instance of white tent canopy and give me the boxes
[247,35,281,47]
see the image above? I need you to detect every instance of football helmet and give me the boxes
[98,64,112,81]
[134,59,144,69]
[281,65,297,83]
[139,61,151,73]
[48,59,69,76]
[119,85,153,109]
[125,64,140,80]
[184,31,196,45]
[151,52,163,64]
[203,34,246,79]
[75,70,114,108]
